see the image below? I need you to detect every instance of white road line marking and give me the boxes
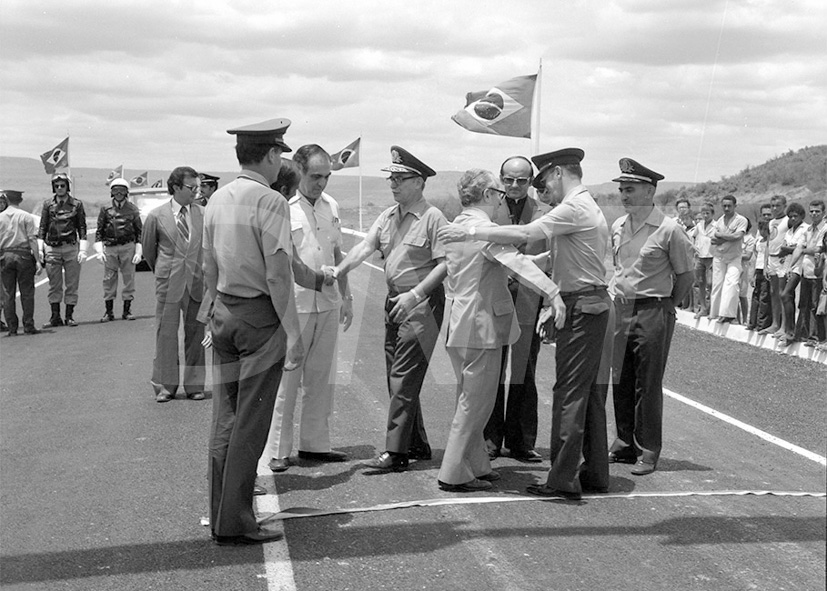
[665,388,826,466]
[255,490,298,591]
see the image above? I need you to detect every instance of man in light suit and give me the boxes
[485,156,551,463]
[141,166,205,403]
[438,169,565,492]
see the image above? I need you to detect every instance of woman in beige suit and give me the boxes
[438,170,565,492]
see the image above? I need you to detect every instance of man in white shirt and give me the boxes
[777,202,809,345]
[709,195,748,323]
[690,202,716,318]
[759,195,789,335]
[747,204,773,330]
[789,200,826,346]
[263,144,353,472]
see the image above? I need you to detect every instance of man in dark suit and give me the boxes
[141,166,205,403]
[484,156,550,463]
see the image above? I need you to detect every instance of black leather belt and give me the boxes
[45,240,77,247]
[560,285,607,299]
[614,295,670,308]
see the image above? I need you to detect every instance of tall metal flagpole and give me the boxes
[531,59,542,158]
[358,134,363,232]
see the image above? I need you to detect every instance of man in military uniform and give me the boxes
[196,173,220,206]
[484,156,550,463]
[95,178,143,322]
[203,118,303,545]
[38,172,88,327]
[0,190,41,335]
[439,148,610,501]
[608,158,694,476]
[334,146,447,472]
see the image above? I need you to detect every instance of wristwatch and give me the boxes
[469,226,476,238]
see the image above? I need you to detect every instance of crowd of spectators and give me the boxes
[681,195,827,350]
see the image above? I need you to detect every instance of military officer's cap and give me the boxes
[381,145,436,179]
[0,189,24,203]
[612,158,665,186]
[227,118,292,153]
[531,147,585,177]
[200,173,220,186]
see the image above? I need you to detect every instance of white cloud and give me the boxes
[0,0,824,185]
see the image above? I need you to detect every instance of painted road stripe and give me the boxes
[664,388,827,466]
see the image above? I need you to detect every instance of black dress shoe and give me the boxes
[608,451,637,464]
[214,527,283,546]
[525,485,581,500]
[268,457,290,472]
[363,451,408,472]
[511,449,543,463]
[408,446,432,460]
[478,470,501,482]
[253,485,267,496]
[438,478,492,492]
[297,450,348,462]
[23,327,41,335]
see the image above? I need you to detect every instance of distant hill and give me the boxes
[591,145,827,227]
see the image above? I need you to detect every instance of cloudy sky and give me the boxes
[1,0,825,185]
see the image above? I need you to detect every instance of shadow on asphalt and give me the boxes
[5,516,821,585]
[0,538,262,586]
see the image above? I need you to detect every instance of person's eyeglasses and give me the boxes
[111,188,128,195]
[487,187,507,199]
[182,183,200,192]
[386,175,420,186]
[54,183,68,189]
[502,176,531,186]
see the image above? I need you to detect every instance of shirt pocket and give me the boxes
[403,233,429,250]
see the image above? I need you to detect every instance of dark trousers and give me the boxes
[151,288,205,395]
[748,269,772,330]
[209,294,285,537]
[383,285,444,455]
[795,276,825,341]
[544,290,611,494]
[693,257,713,314]
[0,251,37,331]
[484,316,541,454]
[611,300,676,464]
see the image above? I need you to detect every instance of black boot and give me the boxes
[122,299,135,321]
[65,304,78,327]
[43,302,63,328]
[101,300,115,323]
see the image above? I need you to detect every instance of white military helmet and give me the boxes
[110,178,130,191]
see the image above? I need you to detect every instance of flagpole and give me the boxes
[358,134,363,232]
[531,59,542,158]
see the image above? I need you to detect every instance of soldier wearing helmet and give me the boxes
[38,172,88,327]
[94,178,143,322]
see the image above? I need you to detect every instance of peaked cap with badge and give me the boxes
[381,145,436,179]
[612,158,664,186]
[199,173,220,187]
[532,148,584,174]
[227,118,292,153]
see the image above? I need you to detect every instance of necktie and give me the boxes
[177,207,190,242]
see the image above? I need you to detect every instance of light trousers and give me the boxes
[263,308,339,459]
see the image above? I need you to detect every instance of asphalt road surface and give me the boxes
[1,235,825,591]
